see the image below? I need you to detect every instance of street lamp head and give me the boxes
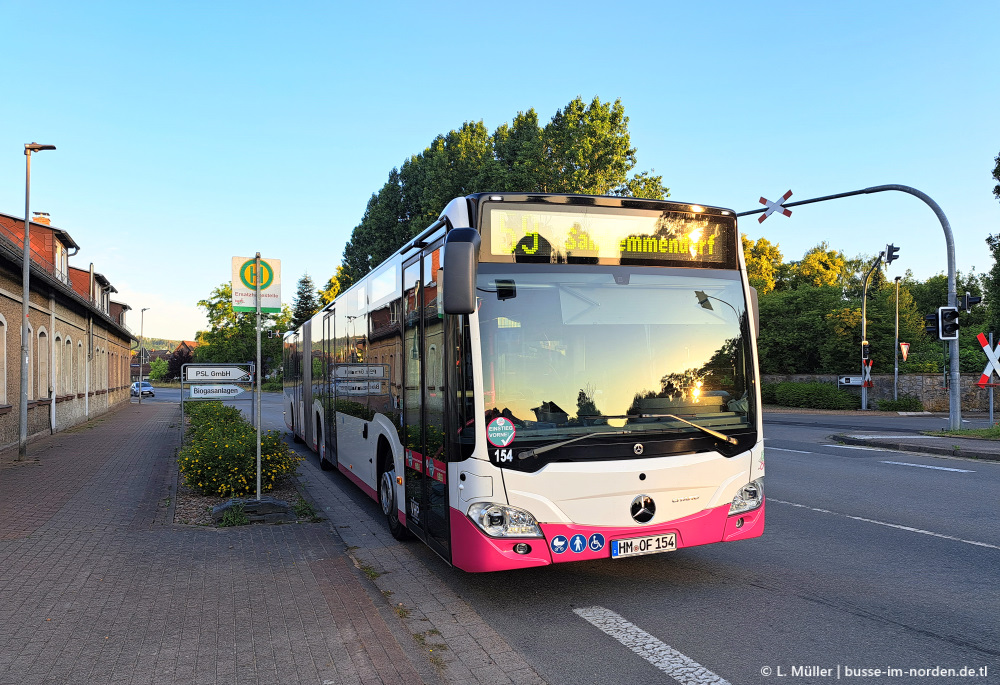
[141,307,150,313]
[24,143,56,154]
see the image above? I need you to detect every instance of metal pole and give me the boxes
[860,253,883,410]
[894,276,900,401]
[991,333,995,427]
[255,253,262,501]
[738,183,961,428]
[139,308,148,405]
[19,144,55,460]
[19,149,33,461]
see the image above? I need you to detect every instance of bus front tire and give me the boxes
[380,466,409,541]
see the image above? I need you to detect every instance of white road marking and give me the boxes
[822,444,885,451]
[842,434,937,439]
[766,447,813,454]
[880,460,974,473]
[573,606,732,685]
[769,499,1000,550]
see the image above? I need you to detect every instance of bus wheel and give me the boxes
[319,451,334,471]
[379,462,409,541]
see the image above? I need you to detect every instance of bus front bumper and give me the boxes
[449,499,765,573]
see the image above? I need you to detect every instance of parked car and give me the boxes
[131,381,155,397]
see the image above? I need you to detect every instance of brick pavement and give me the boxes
[0,402,441,685]
[291,447,547,685]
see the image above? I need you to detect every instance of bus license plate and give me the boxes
[611,533,677,559]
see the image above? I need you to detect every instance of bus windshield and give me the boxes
[477,265,755,452]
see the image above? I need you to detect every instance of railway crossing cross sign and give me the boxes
[757,190,793,223]
[975,333,1000,388]
[861,359,873,387]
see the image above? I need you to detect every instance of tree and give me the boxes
[789,242,848,289]
[291,273,320,328]
[194,283,292,378]
[338,96,668,284]
[741,235,783,295]
[167,347,192,380]
[148,357,168,381]
[320,265,348,305]
[993,150,1000,201]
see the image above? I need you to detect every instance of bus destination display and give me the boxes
[484,205,734,267]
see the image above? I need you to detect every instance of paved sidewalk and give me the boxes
[0,403,440,685]
[832,431,1000,462]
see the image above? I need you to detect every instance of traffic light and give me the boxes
[885,243,900,264]
[861,341,871,360]
[959,291,982,313]
[939,306,959,340]
[924,312,939,337]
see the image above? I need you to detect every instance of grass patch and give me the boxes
[293,496,317,519]
[218,503,249,527]
[359,563,381,580]
[394,603,410,619]
[927,426,1000,440]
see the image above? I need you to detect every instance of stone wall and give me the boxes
[761,373,992,412]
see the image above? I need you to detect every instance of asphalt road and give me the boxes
[185,392,1000,685]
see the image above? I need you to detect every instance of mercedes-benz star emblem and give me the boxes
[633,443,644,455]
[630,495,655,523]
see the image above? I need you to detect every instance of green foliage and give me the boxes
[218,503,249,527]
[291,273,321,328]
[148,357,168,381]
[337,96,668,285]
[742,235,783,295]
[993,150,1000,202]
[319,265,348,305]
[762,382,860,410]
[178,401,302,498]
[194,283,292,378]
[875,395,924,412]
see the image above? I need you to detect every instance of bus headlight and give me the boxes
[729,478,764,516]
[467,502,543,538]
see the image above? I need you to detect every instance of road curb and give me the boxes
[833,434,1000,462]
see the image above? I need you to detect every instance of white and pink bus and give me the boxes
[284,193,764,572]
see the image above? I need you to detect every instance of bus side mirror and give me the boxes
[443,228,481,315]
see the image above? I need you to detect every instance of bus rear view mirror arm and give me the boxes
[443,228,481,315]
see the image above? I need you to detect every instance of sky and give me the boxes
[1,1,998,342]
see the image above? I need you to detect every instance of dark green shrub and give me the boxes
[876,395,924,412]
[179,401,301,497]
[760,383,778,405]
[770,381,860,410]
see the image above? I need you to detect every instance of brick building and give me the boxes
[0,211,134,451]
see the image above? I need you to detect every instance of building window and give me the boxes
[37,329,49,399]
[64,337,73,394]
[77,342,84,394]
[54,335,61,397]
[0,315,6,404]
[54,242,68,283]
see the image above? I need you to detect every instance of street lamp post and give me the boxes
[139,308,149,405]
[19,143,56,461]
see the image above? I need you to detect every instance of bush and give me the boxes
[760,383,778,405]
[765,381,860,410]
[178,401,301,497]
[876,395,924,412]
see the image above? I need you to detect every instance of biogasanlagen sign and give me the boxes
[189,385,245,399]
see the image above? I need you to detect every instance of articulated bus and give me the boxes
[284,193,764,572]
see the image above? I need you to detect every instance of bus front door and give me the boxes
[402,245,451,561]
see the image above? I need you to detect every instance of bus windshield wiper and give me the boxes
[640,414,739,445]
[517,430,633,460]
[579,414,739,446]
